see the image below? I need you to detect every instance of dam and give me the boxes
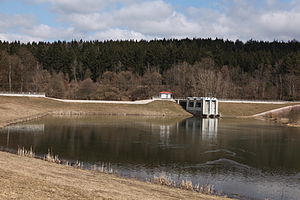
[175,97,219,118]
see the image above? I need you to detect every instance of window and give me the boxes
[196,101,201,108]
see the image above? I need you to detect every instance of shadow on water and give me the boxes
[1,116,300,200]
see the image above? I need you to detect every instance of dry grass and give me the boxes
[0,96,191,128]
[261,106,300,126]
[0,151,231,200]
[153,175,216,195]
[17,146,35,158]
[219,102,299,117]
[44,149,61,164]
[13,147,224,199]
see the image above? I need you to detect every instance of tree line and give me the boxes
[0,38,300,100]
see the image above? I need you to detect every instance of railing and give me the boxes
[218,98,300,104]
[0,91,46,97]
[174,97,300,104]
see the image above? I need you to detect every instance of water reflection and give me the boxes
[185,118,218,140]
[0,116,300,200]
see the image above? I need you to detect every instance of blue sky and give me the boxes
[0,0,299,42]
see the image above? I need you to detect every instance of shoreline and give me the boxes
[0,151,230,200]
[0,111,191,129]
[0,96,192,129]
[1,96,299,199]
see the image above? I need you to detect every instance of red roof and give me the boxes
[160,91,172,94]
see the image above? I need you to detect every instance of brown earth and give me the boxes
[0,151,231,200]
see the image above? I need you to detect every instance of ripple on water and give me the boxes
[183,158,251,171]
[202,149,237,157]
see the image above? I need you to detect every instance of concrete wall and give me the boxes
[0,92,46,98]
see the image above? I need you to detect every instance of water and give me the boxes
[1,116,300,200]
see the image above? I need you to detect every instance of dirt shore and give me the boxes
[0,151,230,200]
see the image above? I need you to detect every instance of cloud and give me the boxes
[33,0,137,14]
[22,24,78,40]
[89,29,147,41]
[259,11,300,40]
[1,0,300,42]
[0,13,36,30]
[0,33,43,42]
[60,1,201,38]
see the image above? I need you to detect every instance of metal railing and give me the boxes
[218,98,300,104]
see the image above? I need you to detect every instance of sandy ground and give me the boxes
[0,151,230,200]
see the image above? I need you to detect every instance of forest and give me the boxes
[0,38,300,100]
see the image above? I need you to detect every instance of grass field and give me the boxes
[1,96,299,128]
[0,96,191,128]
[219,102,298,117]
[0,151,231,200]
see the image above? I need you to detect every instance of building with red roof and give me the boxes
[159,91,173,99]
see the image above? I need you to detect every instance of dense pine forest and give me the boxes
[0,38,300,100]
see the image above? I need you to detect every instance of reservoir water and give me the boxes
[0,116,300,200]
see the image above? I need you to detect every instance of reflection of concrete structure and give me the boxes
[159,125,170,144]
[201,118,218,140]
[185,118,218,140]
[5,124,45,134]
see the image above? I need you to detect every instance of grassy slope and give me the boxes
[0,151,230,200]
[0,96,191,128]
[219,102,299,117]
[1,96,299,127]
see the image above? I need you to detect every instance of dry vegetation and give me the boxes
[0,96,191,128]
[219,102,298,117]
[0,151,231,200]
[259,105,300,127]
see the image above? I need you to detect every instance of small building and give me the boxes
[159,91,173,99]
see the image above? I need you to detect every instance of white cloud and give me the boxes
[61,1,201,38]
[0,33,43,42]
[33,0,137,14]
[89,29,147,41]
[2,0,300,42]
[22,24,79,40]
[0,14,36,31]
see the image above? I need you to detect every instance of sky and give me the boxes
[0,0,299,42]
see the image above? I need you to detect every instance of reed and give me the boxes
[44,149,61,164]
[91,162,114,174]
[153,175,176,187]
[153,174,215,195]
[17,146,35,158]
